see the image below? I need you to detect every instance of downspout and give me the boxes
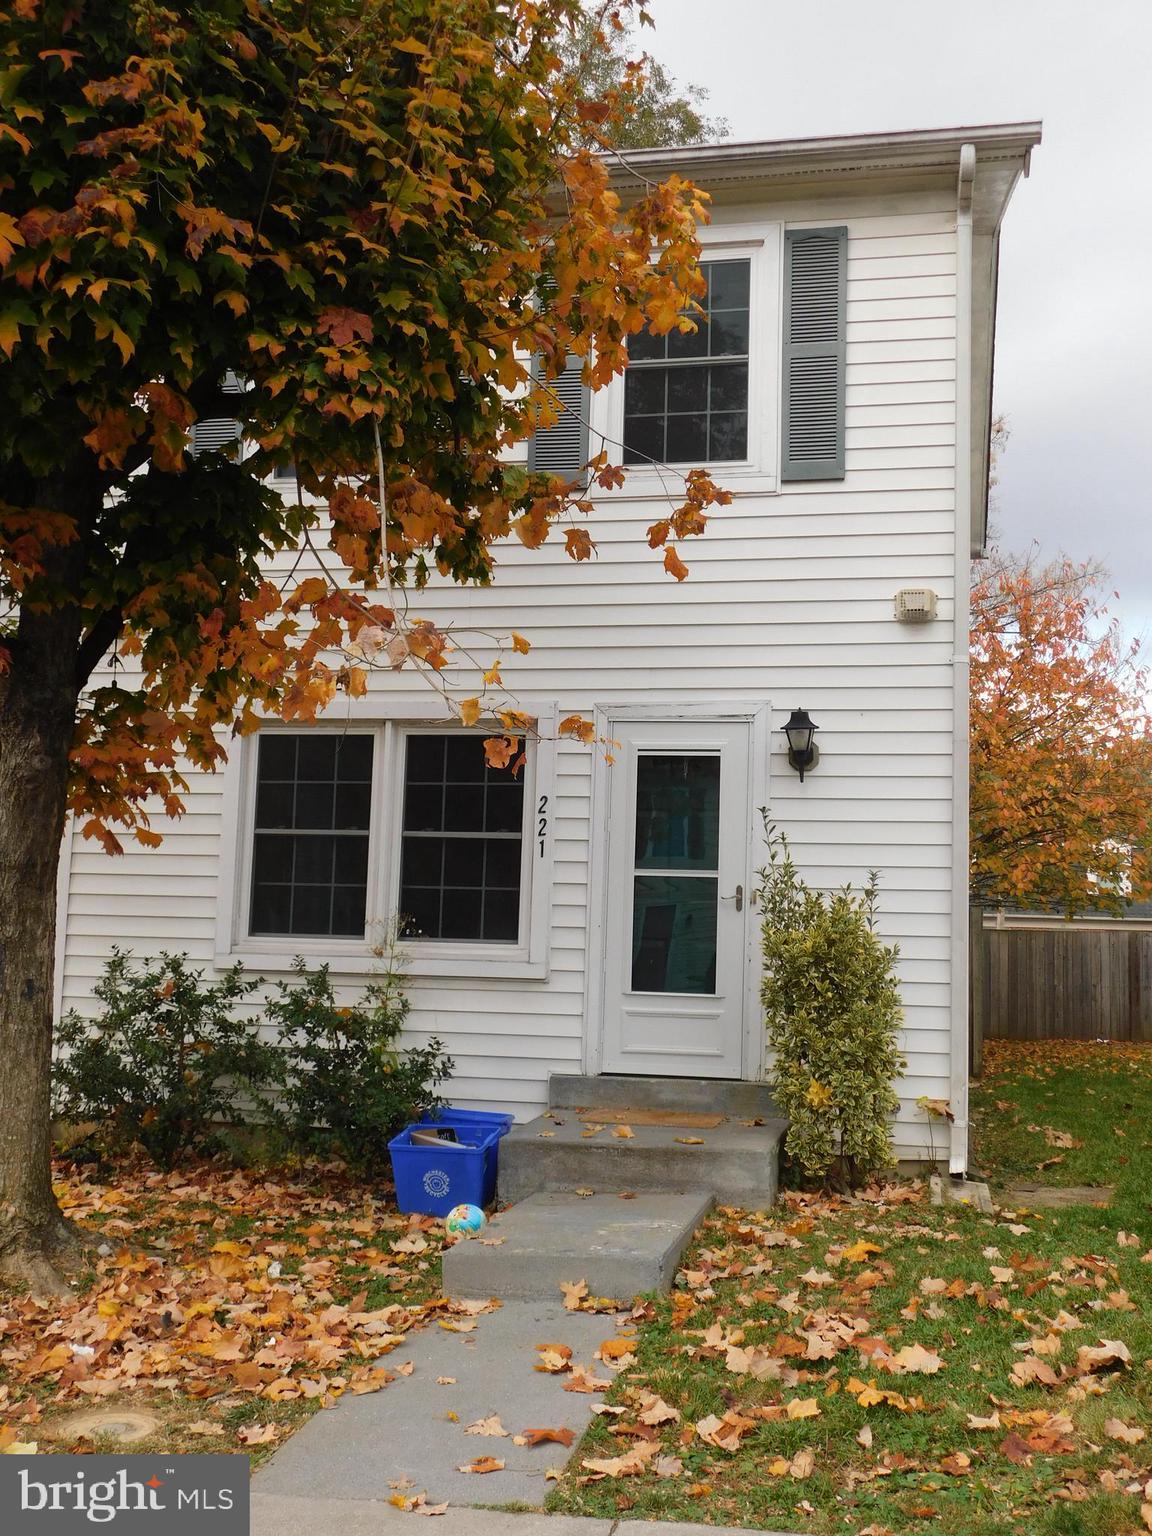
[948,144,976,1175]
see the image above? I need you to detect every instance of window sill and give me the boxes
[216,942,548,982]
[606,464,779,498]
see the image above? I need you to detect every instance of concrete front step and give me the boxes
[442,1191,713,1301]
[548,1072,781,1119]
[498,1110,786,1208]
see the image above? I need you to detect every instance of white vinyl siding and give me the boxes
[58,191,962,1156]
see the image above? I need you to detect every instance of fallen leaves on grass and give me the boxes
[581,1441,658,1479]
[0,1161,462,1442]
[1076,1339,1132,1374]
[1104,1417,1145,1444]
[695,1410,757,1450]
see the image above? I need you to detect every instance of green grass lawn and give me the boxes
[548,1040,1152,1536]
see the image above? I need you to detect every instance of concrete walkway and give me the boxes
[251,1500,800,1536]
[257,1300,620,1508]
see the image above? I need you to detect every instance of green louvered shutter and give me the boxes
[527,354,590,479]
[781,227,847,481]
[190,371,244,458]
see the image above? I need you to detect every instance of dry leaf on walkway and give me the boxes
[564,1366,614,1393]
[456,1457,505,1474]
[436,1377,456,1386]
[465,1415,509,1437]
[535,1343,573,1373]
[561,1280,589,1310]
[674,1137,705,1145]
[516,1427,576,1447]
[612,1125,635,1139]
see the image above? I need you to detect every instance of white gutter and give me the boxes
[949,144,977,1175]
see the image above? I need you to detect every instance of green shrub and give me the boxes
[52,950,276,1166]
[265,959,452,1173]
[757,824,905,1187]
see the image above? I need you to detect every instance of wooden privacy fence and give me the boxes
[970,909,1152,1055]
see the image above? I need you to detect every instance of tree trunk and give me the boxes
[0,600,89,1293]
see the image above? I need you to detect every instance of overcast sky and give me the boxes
[646,0,1152,647]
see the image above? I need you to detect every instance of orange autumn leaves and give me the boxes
[0,0,729,858]
[0,1162,470,1449]
[970,551,1152,912]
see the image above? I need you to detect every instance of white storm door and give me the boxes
[600,719,751,1078]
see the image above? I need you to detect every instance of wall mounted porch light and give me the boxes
[783,708,819,782]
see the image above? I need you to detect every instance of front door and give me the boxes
[600,718,752,1078]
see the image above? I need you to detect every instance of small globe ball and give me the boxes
[445,1203,487,1238]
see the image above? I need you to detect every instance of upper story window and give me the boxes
[623,259,751,467]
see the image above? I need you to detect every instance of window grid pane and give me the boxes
[399,735,525,943]
[250,733,372,938]
[623,259,751,467]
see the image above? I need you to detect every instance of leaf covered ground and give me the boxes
[0,1160,481,1460]
[549,1041,1152,1535]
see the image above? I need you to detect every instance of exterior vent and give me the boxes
[894,587,938,624]
[189,371,244,458]
[526,354,590,480]
[782,227,847,482]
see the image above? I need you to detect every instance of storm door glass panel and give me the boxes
[249,732,373,937]
[399,734,525,942]
[630,754,720,994]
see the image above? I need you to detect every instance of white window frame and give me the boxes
[215,703,557,980]
[593,222,783,495]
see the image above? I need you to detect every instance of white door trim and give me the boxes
[583,701,771,1082]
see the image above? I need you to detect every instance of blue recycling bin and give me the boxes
[388,1107,514,1216]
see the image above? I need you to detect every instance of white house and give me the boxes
[54,122,1041,1171]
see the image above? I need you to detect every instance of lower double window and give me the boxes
[246,726,531,950]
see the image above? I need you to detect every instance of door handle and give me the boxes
[722,884,744,913]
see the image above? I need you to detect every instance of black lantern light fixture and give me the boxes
[783,708,819,782]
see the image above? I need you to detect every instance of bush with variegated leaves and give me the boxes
[757,822,904,1186]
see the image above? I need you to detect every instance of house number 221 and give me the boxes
[537,794,548,858]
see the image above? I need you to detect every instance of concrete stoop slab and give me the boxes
[548,1074,781,1119]
[498,1114,786,1209]
[442,1191,714,1302]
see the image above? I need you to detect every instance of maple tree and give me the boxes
[558,11,729,149]
[0,0,729,1290]
[970,549,1152,912]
